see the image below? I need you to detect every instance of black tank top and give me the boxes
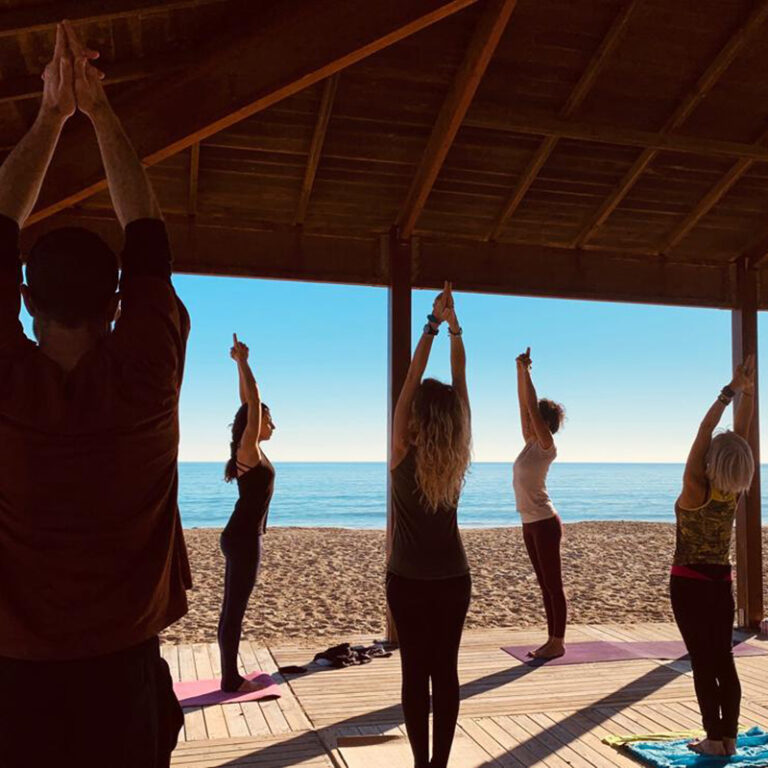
[222,454,275,541]
[387,448,470,580]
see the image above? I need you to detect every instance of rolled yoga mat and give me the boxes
[501,640,768,666]
[174,671,282,706]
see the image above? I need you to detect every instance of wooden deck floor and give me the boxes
[167,623,768,767]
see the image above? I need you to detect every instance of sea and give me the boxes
[178,462,768,530]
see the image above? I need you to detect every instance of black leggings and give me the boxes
[522,515,567,638]
[387,572,471,768]
[217,534,262,691]
[670,575,740,740]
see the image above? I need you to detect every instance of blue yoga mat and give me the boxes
[626,727,768,767]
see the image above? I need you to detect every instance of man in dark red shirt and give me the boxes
[0,23,190,768]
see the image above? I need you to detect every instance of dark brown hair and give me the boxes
[224,402,270,482]
[538,398,565,435]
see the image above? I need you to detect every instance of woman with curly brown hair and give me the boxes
[514,348,567,661]
[387,281,472,768]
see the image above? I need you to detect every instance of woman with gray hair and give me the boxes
[672,355,756,758]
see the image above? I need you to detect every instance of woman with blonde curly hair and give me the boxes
[387,281,472,768]
[673,355,756,759]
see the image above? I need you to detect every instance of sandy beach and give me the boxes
[161,523,768,645]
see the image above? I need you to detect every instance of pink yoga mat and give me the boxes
[173,672,282,707]
[501,640,768,666]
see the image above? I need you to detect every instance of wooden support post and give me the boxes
[732,257,763,629]
[386,229,412,643]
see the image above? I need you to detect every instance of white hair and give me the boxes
[706,430,755,495]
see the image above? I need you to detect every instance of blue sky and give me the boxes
[21,274,766,462]
[167,275,760,463]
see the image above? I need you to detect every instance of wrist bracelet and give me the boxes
[427,313,440,325]
[722,384,736,399]
[449,326,463,336]
[718,394,731,405]
[423,323,439,336]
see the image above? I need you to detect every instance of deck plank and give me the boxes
[166,623,768,765]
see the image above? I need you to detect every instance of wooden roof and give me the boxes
[7,0,768,307]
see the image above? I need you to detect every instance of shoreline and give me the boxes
[163,522,768,646]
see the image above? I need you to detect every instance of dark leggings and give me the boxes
[387,572,471,768]
[522,514,567,638]
[670,575,740,740]
[217,534,262,691]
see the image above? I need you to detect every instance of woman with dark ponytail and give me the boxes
[218,334,276,692]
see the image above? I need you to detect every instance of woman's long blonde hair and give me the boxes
[409,378,472,511]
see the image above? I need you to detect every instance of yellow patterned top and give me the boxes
[673,488,737,566]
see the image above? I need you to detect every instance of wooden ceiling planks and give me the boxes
[485,0,641,241]
[5,0,768,305]
[26,0,481,222]
[395,0,517,238]
[572,0,768,248]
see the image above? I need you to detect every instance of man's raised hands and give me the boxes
[41,24,76,121]
[62,20,107,119]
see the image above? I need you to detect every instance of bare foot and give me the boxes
[687,738,726,756]
[722,737,737,756]
[237,677,270,693]
[529,639,565,660]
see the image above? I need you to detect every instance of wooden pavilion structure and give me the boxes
[1,0,766,629]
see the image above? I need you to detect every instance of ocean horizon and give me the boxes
[178,462,768,530]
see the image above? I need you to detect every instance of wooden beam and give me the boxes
[294,74,339,226]
[0,51,195,106]
[24,212,735,308]
[29,0,480,223]
[385,229,412,643]
[465,107,768,162]
[732,257,763,630]
[487,0,640,241]
[667,125,768,258]
[187,143,200,216]
[572,0,768,248]
[658,157,754,255]
[396,0,517,238]
[0,0,232,39]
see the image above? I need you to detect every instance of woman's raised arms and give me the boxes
[678,355,755,509]
[518,348,553,450]
[231,334,262,466]
[391,282,451,468]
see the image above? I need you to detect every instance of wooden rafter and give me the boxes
[463,108,768,162]
[487,0,640,241]
[572,0,768,248]
[188,143,201,216]
[29,0,479,224]
[25,211,734,309]
[658,157,753,255]
[294,74,339,226]
[0,0,232,39]
[395,0,517,238]
[0,51,195,106]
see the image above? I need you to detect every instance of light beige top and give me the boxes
[513,440,557,524]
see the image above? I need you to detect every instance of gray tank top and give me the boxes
[387,449,470,580]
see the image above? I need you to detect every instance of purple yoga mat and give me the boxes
[501,640,768,666]
[173,671,282,707]
[502,641,637,665]
[624,640,768,660]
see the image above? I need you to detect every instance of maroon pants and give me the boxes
[522,515,567,638]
